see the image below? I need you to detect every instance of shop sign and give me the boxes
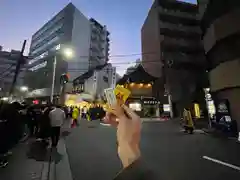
[143,100,160,105]
[215,99,234,132]
[216,99,230,115]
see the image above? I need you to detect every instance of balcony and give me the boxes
[89,50,104,60]
[90,42,99,51]
[162,37,202,50]
[91,33,98,41]
[163,51,206,67]
[159,7,197,20]
[91,25,101,34]
[160,22,201,34]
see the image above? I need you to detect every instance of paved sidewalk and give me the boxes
[0,139,51,180]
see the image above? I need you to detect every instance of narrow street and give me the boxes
[65,120,240,180]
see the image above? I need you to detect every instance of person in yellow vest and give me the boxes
[183,108,194,134]
[71,107,79,127]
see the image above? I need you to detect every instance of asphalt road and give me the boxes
[65,120,240,180]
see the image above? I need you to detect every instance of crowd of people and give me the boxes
[0,101,154,179]
[0,102,107,168]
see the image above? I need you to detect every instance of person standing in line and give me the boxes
[82,106,87,119]
[49,105,65,148]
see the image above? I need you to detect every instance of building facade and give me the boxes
[126,59,141,75]
[0,46,26,97]
[142,0,207,116]
[117,64,165,118]
[198,0,240,129]
[73,63,116,99]
[89,18,110,68]
[25,3,110,100]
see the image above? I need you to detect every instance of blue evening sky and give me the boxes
[0,0,197,75]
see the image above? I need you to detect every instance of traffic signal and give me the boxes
[60,73,70,84]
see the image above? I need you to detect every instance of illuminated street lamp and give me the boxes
[20,86,28,92]
[63,48,74,59]
[50,47,74,103]
[2,97,9,101]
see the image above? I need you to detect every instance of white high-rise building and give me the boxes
[25,3,110,100]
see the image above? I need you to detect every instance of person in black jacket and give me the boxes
[104,104,155,180]
[38,105,52,142]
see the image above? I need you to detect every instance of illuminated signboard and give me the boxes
[143,100,160,105]
[141,97,160,105]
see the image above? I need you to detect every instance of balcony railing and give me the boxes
[164,52,205,64]
[159,7,197,19]
[162,37,202,49]
[160,22,201,33]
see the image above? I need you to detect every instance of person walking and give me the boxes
[71,107,79,127]
[26,106,36,136]
[82,106,87,119]
[49,105,65,148]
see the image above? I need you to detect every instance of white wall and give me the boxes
[69,8,91,81]
[84,74,97,95]
[110,66,116,88]
[95,65,113,96]
[83,65,113,97]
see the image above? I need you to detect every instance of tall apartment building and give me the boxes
[89,18,110,68]
[25,3,110,99]
[142,0,207,116]
[198,0,240,129]
[0,46,26,97]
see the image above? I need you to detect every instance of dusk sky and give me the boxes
[0,0,197,75]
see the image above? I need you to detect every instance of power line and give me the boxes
[28,51,157,62]
[109,52,156,58]
[27,59,161,66]
[24,59,163,73]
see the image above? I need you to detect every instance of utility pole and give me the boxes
[9,40,27,97]
[50,55,57,103]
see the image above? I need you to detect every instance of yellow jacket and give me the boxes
[183,109,194,128]
[72,108,79,119]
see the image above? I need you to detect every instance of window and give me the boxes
[129,103,141,111]
[28,51,48,65]
[31,23,63,49]
[29,61,47,71]
[31,36,60,56]
[103,76,108,83]
[32,14,64,40]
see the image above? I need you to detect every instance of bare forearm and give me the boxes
[118,144,141,168]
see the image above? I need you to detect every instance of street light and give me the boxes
[1,97,9,101]
[50,47,74,103]
[20,86,28,92]
[63,48,74,58]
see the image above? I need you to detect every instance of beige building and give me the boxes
[141,0,207,116]
[198,0,240,130]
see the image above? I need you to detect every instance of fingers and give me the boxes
[110,104,126,119]
[121,104,140,121]
[103,112,118,127]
